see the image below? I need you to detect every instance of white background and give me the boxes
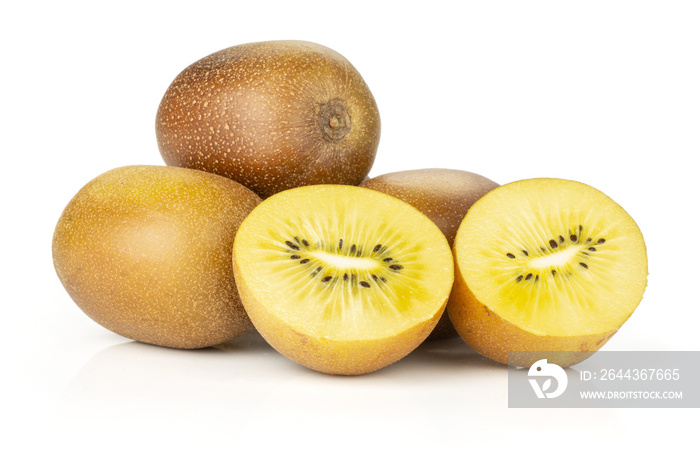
[3,1,698,464]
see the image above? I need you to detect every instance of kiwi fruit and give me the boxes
[156,40,381,199]
[361,169,499,339]
[448,178,648,367]
[52,165,261,349]
[232,185,454,375]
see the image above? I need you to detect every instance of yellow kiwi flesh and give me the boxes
[449,178,647,367]
[361,168,499,339]
[233,185,454,375]
[53,165,261,349]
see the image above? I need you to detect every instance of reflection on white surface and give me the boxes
[54,330,623,459]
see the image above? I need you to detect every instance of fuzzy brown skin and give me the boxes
[156,41,381,199]
[448,254,619,368]
[52,166,261,349]
[362,169,499,340]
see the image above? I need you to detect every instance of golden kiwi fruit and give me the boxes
[52,165,261,349]
[361,168,499,339]
[156,40,381,199]
[232,185,454,375]
[448,178,648,367]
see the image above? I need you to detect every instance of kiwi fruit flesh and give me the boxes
[449,178,647,367]
[52,165,261,349]
[361,169,499,339]
[232,185,454,375]
[156,40,381,199]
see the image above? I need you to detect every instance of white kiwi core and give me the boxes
[311,251,379,270]
[527,245,583,269]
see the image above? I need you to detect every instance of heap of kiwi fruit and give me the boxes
[53,40,648,375]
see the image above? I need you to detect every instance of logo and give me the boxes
[528,359,568,399]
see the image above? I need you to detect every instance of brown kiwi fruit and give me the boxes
[232,185,454,375]
[361,168,499,339]
[52,165,261,349]
[449,178,648,367]
[156,40,381,199]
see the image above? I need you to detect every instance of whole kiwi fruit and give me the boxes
[156,40,381,199]
[52,165,261,349]
[361,168,499,339]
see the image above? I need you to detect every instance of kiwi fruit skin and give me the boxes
[361,169,499,340]
[232,185,454,375]
[448,178,648,368]
[52,165,261,349]
[156,40,381,199]
[449,265,620,368]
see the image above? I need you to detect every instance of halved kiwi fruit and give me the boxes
[449,178,648,367]
[232,185,454,375]
[361,168,499,339]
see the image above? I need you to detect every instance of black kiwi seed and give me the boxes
[350,244,356,254]
[286,240,300,250]
[579,262,589,269]
[506,253,516,259]
[389,264,403,271]
[290,255,300,259]
[300,258,310,264]
[535,275,540,282]
[588,247,596,251]
[339,239,343,249]
[373,244,382,252]
[522,250,529,256]
[360,281,371,288]
[302,239,310,247]
[311,266,322,276]
[598,238,606,244]
[515,275,523,283]
[549,239,558,249]
[383,257,393,262]
[559,235,565,244]
[586,238,592,243]
[551,270,557,276]
[525,273,533,280]
[371,274,378,281]
[380,276,387,283]
[343,273,349,281]
[570,234,578,242]
[322,276,332,283]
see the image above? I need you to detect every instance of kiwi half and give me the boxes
[361,168,499,339]
[232,185,454,375]
[449,178,647,367]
